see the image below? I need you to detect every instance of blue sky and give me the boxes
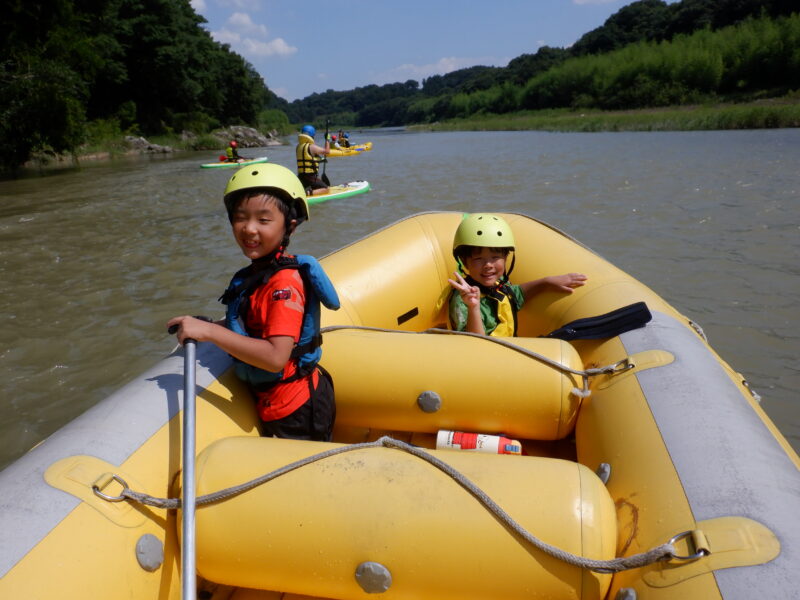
[189,0,654,102]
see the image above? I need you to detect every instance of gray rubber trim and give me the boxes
[620,311,800,597]
[0,342,231,578]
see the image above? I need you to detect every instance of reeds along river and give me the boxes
[0,127,798,470]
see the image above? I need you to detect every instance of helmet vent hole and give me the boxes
[476,229,483,236]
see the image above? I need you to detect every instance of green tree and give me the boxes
[0,57,86,167]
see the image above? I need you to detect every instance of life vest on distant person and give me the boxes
[220,254,340,390]
[226,140,239,161]
[296,134,319,175]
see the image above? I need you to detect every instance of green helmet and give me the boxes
[452,213,516,280]
[452,213,515,252]
[223,163,310,223]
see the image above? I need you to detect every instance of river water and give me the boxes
[1,128,798,470]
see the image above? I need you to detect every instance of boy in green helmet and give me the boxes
[448,213,587,337]
[167,163,340,440]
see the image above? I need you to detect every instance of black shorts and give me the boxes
[260,366,335,441]
[298,173,327,193]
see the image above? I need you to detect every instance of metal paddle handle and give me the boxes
[181,339,197,600]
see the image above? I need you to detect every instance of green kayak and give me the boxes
[307,180,371,205]
[200,156,269,169]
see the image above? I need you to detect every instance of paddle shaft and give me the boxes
[181,339,197,600]
[321,118,331,186]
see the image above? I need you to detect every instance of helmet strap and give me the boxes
[502,251,516,283]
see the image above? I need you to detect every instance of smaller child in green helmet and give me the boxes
[167,164,339,441]
[448,213,587,337]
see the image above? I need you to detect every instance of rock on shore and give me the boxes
[124,136,172,153]
[211,125,282,147]
[24,125,283,168]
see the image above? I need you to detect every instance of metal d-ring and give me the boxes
[92,474,129,502]
[667,530,711,561]
[611,357,636,374]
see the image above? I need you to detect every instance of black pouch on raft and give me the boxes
[544,302,652,341]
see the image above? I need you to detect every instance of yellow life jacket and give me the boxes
[296,134,318,175]
[487,289,517,337]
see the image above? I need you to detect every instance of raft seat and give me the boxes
[320,327,585,440]
[192,436,617,600]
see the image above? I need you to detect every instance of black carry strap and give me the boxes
[545,302,652,341]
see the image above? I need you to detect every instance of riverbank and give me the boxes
[413,96,800,133]
[22,125,286,170]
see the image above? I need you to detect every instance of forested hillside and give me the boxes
[2,0,797,171]
[288,0,798,126]
[1,0,288,169]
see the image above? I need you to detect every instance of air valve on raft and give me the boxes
[436,430,522,455]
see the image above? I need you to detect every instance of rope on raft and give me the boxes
[319,325,635,399]
[116,436,675,574]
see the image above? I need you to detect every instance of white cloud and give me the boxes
[224,0,261,10]
[228,12,267,37]
[210,11,296,58]
[375,56,508,84]
[190,0,206,12]
[212,28,241,46]
[244,37,297,57]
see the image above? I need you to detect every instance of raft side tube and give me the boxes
[607,312,800,598]
[319,213,464,330]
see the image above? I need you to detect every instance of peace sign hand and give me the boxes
[448,271,480,309]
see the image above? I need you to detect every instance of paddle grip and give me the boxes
[168,315,213,335]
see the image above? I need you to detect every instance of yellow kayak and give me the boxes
[1,212,797,600]
[327,141,372,157]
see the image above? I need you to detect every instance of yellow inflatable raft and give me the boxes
[1,212,797,600]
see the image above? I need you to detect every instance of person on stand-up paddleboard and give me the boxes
[226,140,242,162]
[296,124,330,196]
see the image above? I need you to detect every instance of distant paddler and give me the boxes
[296,124,330,196]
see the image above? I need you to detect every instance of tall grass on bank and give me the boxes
[416,99,800,133]
[408,14,800,124]
[521,14,800,112]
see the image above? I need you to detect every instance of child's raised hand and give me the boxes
[448,271,481,308]
[549,273,588,293]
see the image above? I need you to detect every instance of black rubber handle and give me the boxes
[168,315,213,335]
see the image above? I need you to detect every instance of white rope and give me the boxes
[118,436,675,573]
[319,325,631,399]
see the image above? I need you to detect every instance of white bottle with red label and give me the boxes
[435,430,522,455]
